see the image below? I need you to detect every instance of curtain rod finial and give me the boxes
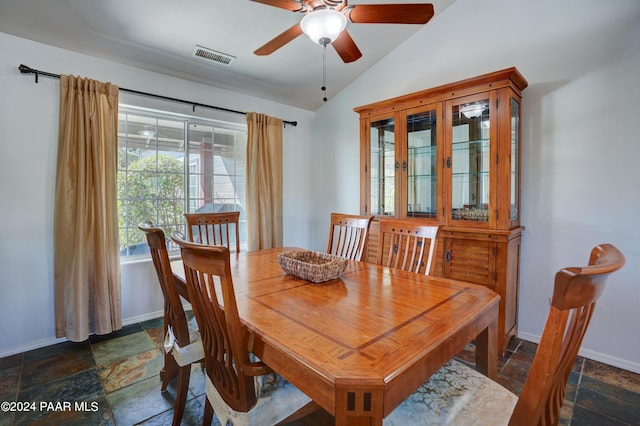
[19,64,39,83]
[19,64,34,74]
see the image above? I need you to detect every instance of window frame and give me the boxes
[117,105,248,262]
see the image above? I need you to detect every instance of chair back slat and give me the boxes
[376,219,440,275]
[185,212,241,253]
[509,244,625,425]
[327,213,373,261]
[172,234,256,412]
[138,222,190,348]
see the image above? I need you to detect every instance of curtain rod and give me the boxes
[18,64,297,127]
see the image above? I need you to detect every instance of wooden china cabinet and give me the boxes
[355,67,527,355]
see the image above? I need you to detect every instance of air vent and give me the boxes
[192,45,235,66]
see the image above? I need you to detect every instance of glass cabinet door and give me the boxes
[450,97,491,223]
[369,117,395,216]
[406,108,439,218]
[510,97,520,221]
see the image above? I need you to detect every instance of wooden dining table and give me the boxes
[171,247,500,426]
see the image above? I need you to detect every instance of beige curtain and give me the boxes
[54,74,122,342]
[246,113,283,251]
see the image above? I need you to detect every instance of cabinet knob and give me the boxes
[445,251,451,263]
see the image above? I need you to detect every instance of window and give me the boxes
[117,106,247,258]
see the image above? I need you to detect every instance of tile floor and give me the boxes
[1,316,639,425]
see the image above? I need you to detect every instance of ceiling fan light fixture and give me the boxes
[300,8,347,45]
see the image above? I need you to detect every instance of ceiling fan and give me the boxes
[251,0,435,63]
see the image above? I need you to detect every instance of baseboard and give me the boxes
[121,309,164,326]
[0,336,69,359]
[0,307,190,359]
[518,332,640,374]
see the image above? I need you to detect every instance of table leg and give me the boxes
[475,313,498,379]
[335,379,384,426]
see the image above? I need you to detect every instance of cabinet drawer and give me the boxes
[443,238,495,287]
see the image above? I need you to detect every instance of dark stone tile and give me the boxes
[140,316,164,331]
[0,353,22,399]
[107,376,175,425]
[89,323,145,344]
[146,326,165,348]
[454,341,475,365]
[496,374,523,395]
[136,395,212,426]
[514,339,538,358]
[575,376,640,425]
[92,331,156,366]
[13,396,114,426]
[98,348,164,393]
[15,369,104,424]
[558,400,573,425]
[23,340,91,364]
[572,355,585,373]
[579,375,640,405]
[18,368,104,402]
[0,358,21,398]
[499,349,534,385]
[582,358,640,394]
[21,340,95,390]
[187,363,206,398]
[571,404,628,426]
[564,370,580,402]
[0,413,13,426]
[506,337,522,353]
[0,353,22,370]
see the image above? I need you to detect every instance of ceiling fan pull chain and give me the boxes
[322,43,328,102]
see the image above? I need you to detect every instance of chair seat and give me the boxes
[205,366,312,426]
[164,316,204,367]
[384,360,517,426]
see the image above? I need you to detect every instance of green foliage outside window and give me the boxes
[117,153,185,253]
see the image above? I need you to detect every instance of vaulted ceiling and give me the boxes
[0,0,455,110]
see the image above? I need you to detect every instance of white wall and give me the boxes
[2,0,639,374]
[310,0,640,372]
[0,32,314,356]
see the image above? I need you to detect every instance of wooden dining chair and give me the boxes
[171,234,317,426]
[326,212,374,261]
[376,218,440,275]
[384,243,626,426]
[184,211,241,252]
[138,222,204,426]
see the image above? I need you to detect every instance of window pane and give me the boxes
[187,122,247,247]
[117,112,187,257]
[118,109,248,258]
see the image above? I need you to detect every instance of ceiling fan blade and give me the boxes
[249,0,305,12]
[332,30,362,63]
[254,23,304,56]
[346,4,435,24]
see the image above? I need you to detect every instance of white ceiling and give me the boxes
[0,0,455,111]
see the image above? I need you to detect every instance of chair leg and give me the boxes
[172,365,191,426]
[202,397,214,426]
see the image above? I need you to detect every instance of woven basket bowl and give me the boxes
[278,249,348,283]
